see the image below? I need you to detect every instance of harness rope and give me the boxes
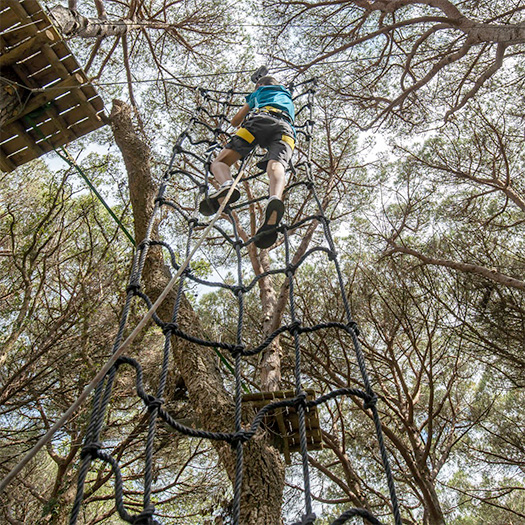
[16,81,403,524]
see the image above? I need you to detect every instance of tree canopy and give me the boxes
[1,1,524,524]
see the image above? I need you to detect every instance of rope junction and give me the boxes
[70,79,402,525]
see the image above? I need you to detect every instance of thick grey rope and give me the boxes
[64,82,401,525]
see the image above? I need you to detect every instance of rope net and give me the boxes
[70,80,402,525]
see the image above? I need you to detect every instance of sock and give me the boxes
[220,179,233,188]
[268,195,281,203]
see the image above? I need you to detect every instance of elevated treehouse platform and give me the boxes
[243,389,323,465]
[0,0,106,172]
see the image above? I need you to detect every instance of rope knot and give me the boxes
[132,504,158,524]
[363,394,378,411]
[188,217,199,228]
[347,321,360,337]
[232,239,244,250]
[230,344,245,357]
[80,441,102,460]
[288,321,301,336]
[305,181,315,190]
[293,391,308,410]
[126,282,141,294]
[285,265,295,278]
[162,322,179,336]
[230,430,250,447]
[138,239,152,250]
[146,395,164,412]
[154,196,166,205]
[232,285,246,297]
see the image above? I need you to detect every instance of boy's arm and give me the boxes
[231,104,251,127]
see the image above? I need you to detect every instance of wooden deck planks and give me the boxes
[0,0,107,172]
[242,389,323,464]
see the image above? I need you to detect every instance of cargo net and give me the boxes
[70,80,401,525]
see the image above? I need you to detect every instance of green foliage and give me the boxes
[4,1,525,523]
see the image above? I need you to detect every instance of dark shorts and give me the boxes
[226,113,295,170]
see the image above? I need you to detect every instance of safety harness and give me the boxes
[256,105,294,124]
[236,105,296,149]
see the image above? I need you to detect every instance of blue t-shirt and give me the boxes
[246,85,295,122]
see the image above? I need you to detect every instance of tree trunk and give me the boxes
[110,100,285,524]
[423,482,446,525]
[258,251,282,392]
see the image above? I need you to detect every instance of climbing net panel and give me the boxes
[70,82,402,525]
[0,0,106,172]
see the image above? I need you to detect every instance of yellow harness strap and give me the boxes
[236,127,295,150]
[281,134,295,149]
[263,105,285,114]
[236,127,255,143]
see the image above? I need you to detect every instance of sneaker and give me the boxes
[254,198,284,249]
[199,183,241,216]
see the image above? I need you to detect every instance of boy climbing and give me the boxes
[199,75,295,249]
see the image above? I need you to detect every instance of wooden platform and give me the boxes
[243,389,323,464]
[0,0,106,172]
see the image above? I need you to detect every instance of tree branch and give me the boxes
[388,242,525,291]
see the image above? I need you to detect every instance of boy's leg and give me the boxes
[200,149,243,216]
[210,148,242,184]
[254,159,286,249]
[267,159,286,200]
